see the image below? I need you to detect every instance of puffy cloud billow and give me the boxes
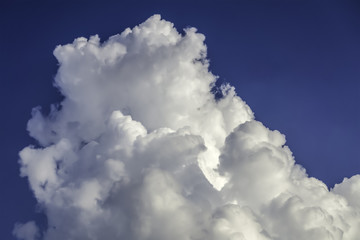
[15,15,360,240]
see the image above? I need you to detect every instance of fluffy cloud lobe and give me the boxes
[15,15,360,240]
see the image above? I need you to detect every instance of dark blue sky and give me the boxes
[1,1,359,239]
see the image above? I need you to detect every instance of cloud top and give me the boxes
[16,15,360,240]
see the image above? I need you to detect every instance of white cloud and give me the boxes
[16,14,360,240]
[333,175,360,208]
[13,221,39,240]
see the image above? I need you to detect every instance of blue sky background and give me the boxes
[1,0,359,239]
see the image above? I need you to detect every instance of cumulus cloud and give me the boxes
[15,15,360,240]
